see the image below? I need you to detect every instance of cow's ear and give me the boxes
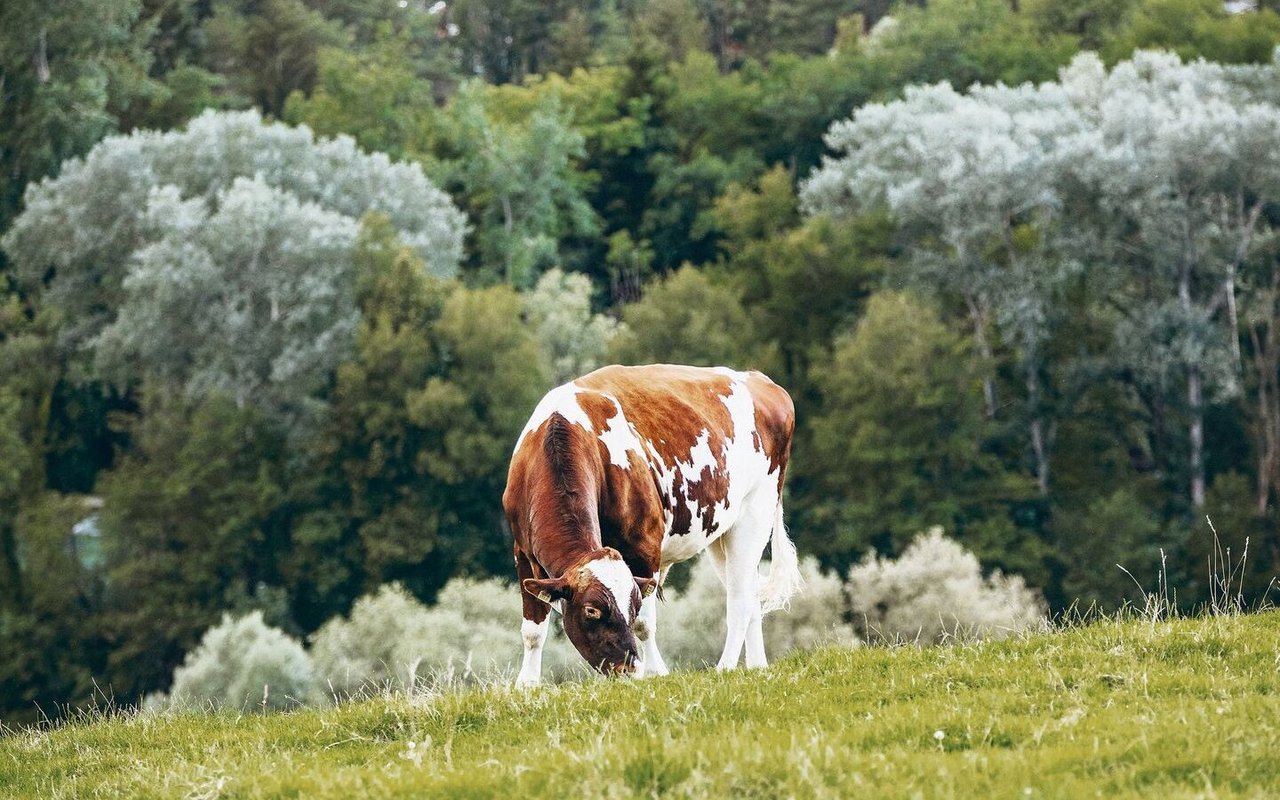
[523,577,571,605]
[635,576,658,599]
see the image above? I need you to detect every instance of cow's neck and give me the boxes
[533,508,604,578]
[533,413,607,577]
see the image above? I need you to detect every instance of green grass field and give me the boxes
[3,612,1279,799]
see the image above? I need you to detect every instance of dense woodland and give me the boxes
[4,0,1280,722]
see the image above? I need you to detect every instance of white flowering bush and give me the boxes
[165,611,317,711]
[310,582,428,697]
[659,556,857,669]
[311,578,580,696]
[846,527,1048,645]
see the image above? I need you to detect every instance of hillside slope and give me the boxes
[3,612,1279,798]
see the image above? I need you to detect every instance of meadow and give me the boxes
[4,610,1277,799]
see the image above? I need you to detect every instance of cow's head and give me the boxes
[523,547,657,676]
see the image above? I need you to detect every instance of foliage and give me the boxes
[202,0,347,115]
[3,109,465,368]
[607,266,779,371]
[0,0,157,230]
[282,44,439,162]
[311,579,579,695]
[288,220,548,624]
[96,394,288,702]
[437,83,598,286]
[7,0,1280,724]
[163,611,317,711]
[523,268,618,384]
[1102,0,1280,65]
[309,582,429,696]
[846,528,1049,644]
[801,291,1032,565]
[0,493,105,726]
[659,556,859,668]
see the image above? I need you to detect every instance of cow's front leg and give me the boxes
[636,590,668,676]
[515,549,550,687]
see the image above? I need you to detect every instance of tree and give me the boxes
[1101,0,1280,66]
[1058,51,1280,508]
[202,0,347,116]
[716,165,887,387]
[803,77,1087,496]
[285,220,548,626]
[0,0,156,230]
[3,109,466,406]
[524,268,619,384]
[439,83,599,287]
[859,0,1076,90]
[96,392,288,702]
[607,265,779,371]
[282,44,439,162]
[801,291,1037,571]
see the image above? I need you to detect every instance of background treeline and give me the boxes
[3,0,1280,723]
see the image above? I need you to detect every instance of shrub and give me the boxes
[659,556,858,669]
[165,612,317,711]
[393,577,580,686]
[311,578,581,695]
[846,527,1048,644]
[310,583,428,697]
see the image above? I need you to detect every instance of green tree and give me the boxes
[202,0,346,115]
[287,220,547,627]
[716,166,888,386]
[608,265,779,370]
[282,44,439,162]
[861,0,1076,89]
[0,0,156,230]
[439,83,599,286]
[1102,0,1280,65]
[97,393,288,702]
[801,291,1035,570]
[0,493,107,725]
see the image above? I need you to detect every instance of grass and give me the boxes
[3,612,1280,798]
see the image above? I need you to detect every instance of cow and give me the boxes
[502,364,800,685]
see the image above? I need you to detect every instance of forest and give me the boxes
[4,0,1280,723]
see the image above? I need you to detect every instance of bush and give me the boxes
[659,556,858,669]
[846,527,1048,645]
[310,583,427,697]
[311,578,581,695]
[165,612,317,711]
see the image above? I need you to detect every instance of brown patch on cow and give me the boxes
[749,372,795,479]
[688,462,731,532]
[668,470,693,536]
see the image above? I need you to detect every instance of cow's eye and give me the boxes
[583,605,602,620]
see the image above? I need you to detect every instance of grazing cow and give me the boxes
[503,364,800,685]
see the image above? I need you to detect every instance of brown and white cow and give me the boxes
[502,364,800,684]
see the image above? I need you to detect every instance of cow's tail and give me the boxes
[759,500,803,614]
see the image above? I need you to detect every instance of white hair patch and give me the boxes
[584,556,637,623]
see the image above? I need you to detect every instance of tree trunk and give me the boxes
[1189,365,1205,508]
[1249,258,1280,515]
[965,293,997,418]
[1027,362,1049,496]
[1179,251,1205,508]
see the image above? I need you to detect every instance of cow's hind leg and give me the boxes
[712,489,776,670]
[515,549,551,687]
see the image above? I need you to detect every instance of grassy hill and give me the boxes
[3,612,1279,798]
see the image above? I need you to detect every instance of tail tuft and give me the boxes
[759,502,802,614]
